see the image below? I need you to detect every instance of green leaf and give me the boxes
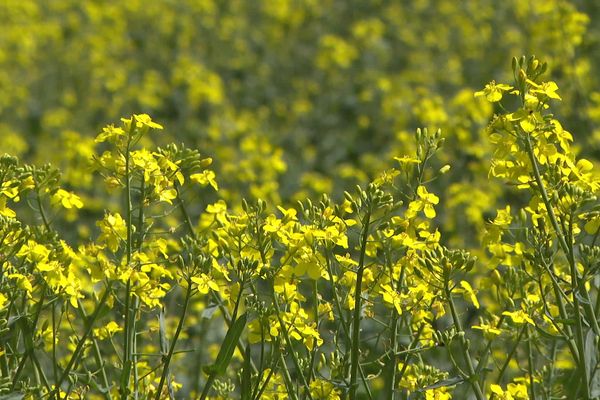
[212,313,247,376]
[120,360,132,395]
[534,325,562,340]
[241,345,252,400]
[585,330,597,389]
[554,317,577,326]
[202,364,217,376]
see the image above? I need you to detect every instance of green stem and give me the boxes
[568,213,600,336]
[121,279,132,397]
[349,209,371,400]
[396,325,424,398]
[121,121,136,398]
[277,351,299,400]
[11,285,46,390]
[272,294,314,400]
[524,134,590,398]
[52,283,113,398]
[526,325,537,400]
[496,324,526,384]
[387,315,399,399]
[132,176,146,399]
[35,188,51,232]
[253,358,279,400]
[51,302,58,384]
[154,283,193,400]
[386,257,405,400]
[541,259,579,366]
[176,190,258,375]
[446,289,485,400]
[307,279,319,382]
[175,183,195,236]
[135,178,146,250]
[30,350,50,393]
[77,299,113,400]
[476,315,505,386]
[324,251,373,399]
[200,282,250,400]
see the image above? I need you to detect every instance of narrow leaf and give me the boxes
[420,376,464,391]
[213,313,247,376]
[241,344,252,400]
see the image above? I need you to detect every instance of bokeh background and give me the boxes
[1,0,599,249]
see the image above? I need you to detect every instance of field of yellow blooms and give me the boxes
[2,1,600,399]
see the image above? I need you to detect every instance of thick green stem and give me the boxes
[349,210,371,400]
[526,325,537,400]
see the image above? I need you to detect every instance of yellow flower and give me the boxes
[380,284,403,314]
[584,214,600,235]
[18,240,51,263]
[121,113,164,131]
[394,155,421,164]
[97,212,128,252]
[502,310,534,325]
[407,186,440,219]
[474,81,513,102]
[309,379,341,400]
[8,273,33,297]
[528,80,561,100]
[472,321,502,338]
[490,382,529,400]
[493,206,512,227]
[459,280,479,309]
[191,273,220,294]
[295,260,323,280]
[262,214,282,233]
[190,170,219,190]
[93,321,123,340]
[0,198,16,218]
[52,189,84,209]
[95,124,125,143]
[0,180,19,200]
[425,388,451,400]
[490,384,514,400]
